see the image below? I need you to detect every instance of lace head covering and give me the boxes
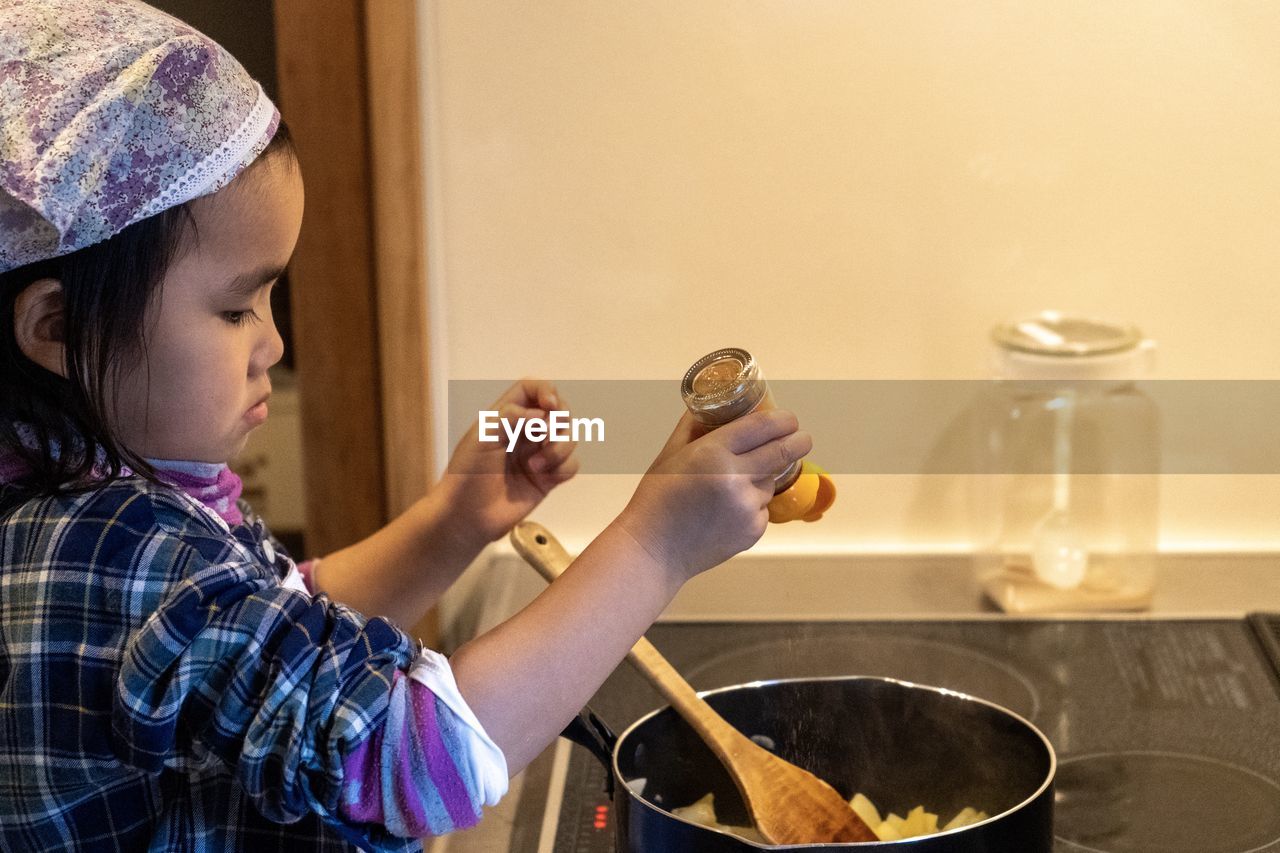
[0,0,280,273]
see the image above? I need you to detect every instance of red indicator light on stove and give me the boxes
[593,804,609,829]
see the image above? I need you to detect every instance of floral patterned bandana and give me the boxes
[0,0,280,273]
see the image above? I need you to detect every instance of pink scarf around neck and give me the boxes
[0,449,244,527]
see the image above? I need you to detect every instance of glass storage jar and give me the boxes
[973,312,1159,613]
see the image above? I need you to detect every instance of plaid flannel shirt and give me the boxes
[0,477,429,852]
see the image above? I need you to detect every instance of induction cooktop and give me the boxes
[507,615,1280,853]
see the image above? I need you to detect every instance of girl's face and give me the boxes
[112,154,305,463]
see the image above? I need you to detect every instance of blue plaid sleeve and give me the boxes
[107,488,422,849]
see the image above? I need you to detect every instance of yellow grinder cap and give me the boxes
[767,460,837,523]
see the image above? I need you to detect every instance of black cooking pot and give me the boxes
[565,676,1055,852]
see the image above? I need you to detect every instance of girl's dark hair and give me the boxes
[0,121,296,502]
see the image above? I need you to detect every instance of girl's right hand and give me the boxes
[613,409,812,584]
[449,407,809,775]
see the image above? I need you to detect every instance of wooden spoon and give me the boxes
[511,521,878,845]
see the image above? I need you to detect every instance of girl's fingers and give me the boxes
[497,402,545,424]
[494,377,562,413]
[739,430,812,483]
[714,409,800,455]
[528,452,579,487]
[492,403,551,451]
[543,455,580,483]
[494,399,574,452]
[526,439,575,473]
[653,411,708,465]
[532,438,576,469]
[539,386,562,412]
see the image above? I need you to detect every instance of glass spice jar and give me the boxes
[680,347,836,523]
[680,347,802,493]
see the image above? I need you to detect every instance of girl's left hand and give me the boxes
[441,378,580,543]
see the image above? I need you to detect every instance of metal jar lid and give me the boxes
[992,311,1143,358]
[681,347,767,426]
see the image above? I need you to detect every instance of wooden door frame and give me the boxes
[273,0,436,642]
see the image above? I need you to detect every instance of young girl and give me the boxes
[0,2,810,851]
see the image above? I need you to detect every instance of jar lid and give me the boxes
[991,311,1155,380]
[681,347,766,425]
[992,311,1143,358]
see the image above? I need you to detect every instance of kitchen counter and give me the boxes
[429,551,1280,853]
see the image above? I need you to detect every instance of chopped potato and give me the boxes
[882,811,908,837]
[849,793,882,830]
[671,794,765,843]
[905,805,939,836]
[944,806,988,831]
[852,794,987,842]
[672,790,988,843]
[671,793,717,827]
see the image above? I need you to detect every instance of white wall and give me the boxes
[419,0,1280,554]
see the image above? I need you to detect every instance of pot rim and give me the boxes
[611,674,1057,849]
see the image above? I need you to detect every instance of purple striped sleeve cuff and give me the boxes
[338,654,507,837]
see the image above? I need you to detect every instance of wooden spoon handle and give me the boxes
[508,519,573,583]
[509,521,748,755]
[510,521,879,845]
